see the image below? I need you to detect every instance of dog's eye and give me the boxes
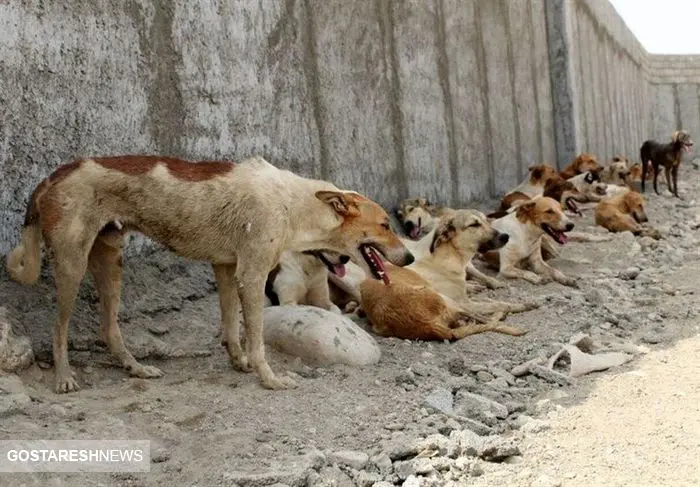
[546,209,555,214]
[406,206,413,212]
[468,222,481,228]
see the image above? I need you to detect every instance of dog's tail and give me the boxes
[7,183,45,285]
[449,311,525,339]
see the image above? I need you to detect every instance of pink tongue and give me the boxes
[368,247,391,285]
[332,263,346,277]
[684,145,692,154]
[560,233,569,245]
[410,227,420,239]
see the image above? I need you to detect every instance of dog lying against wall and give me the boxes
[493,164,561,215]
[641,130,694,197]
[482,197,577,287]
[594,189,661,239]
[7,155,413,393]
[559,152,599,180]
[360,211,530,341]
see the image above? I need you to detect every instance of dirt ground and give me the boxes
[1,168,700,486]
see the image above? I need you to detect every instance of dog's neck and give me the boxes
[508,212,545,245]
[284,178,344,252]
[425,240,476,279]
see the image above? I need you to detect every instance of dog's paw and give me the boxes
[486,278,507,290]
[55,374,80,394]
[232,356,253,373]
[128,363,164,379]
[560,277,578,288]
[343,301,360,314]
[261,374,298,390]
[328,304,343,315]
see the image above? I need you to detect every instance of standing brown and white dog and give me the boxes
[7,155,413,393]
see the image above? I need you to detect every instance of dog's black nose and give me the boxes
[497,233,510,245]
[403,221,415,232]
[340,255,350,264]
[402,251,415,266]
[565,222,575,231]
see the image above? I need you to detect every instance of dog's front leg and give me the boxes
[653,164,661,195]
[214,264,251,372]
[238,273,297,390]
[498,248,543,284]
[306,277,342,314]
[671,164,681,197]
[467,260,505,289]
[664,165,674,196]
[528,250,577,288]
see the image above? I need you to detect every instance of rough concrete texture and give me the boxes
[0,0,559,253]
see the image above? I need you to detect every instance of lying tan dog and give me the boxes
[595,189,661,238]
[493,164,560,215]
[566,170,607,203]
[360,211,529,340]
[395,197,452,240]
[265,251,348,313]
[7,155,413,393]
[559,152,599,179]
[484,197,577,286]
[600,158,631,187]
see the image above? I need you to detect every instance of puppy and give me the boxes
[640,130,694,197]
[559,152,599,180]
[492,164,561,215]
[595,189,661,238]
[265,251,349,313]
[484,197,577,286]
[360,212,528,341]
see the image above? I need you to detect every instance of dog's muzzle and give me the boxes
[479,230,509,253]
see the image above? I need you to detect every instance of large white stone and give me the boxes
[0,307,34,373]
[263,306,380,367]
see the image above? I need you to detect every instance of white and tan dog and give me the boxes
[484,196,577,286]
[265,250,348,313]
[7,155,413,393]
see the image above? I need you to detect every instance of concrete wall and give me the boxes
[548,0,651,165]
[0,0,557,253]
[649,55,700,145]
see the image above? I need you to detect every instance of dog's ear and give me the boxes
[394,207,404,218]
[530,166,543,180]
[417,198,427,207]
[316,191,360,217]
[429,218,456,253]
[672,131,681,143]
[515,201,537,223]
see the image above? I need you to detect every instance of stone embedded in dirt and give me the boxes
[0,391,32,418]
[448,428,520,462]
[327,450,368,470]
[0,307,34,373]
[489,366,516,385]
[454,390,508,420]
[423,387,454,415]
[263,306,381,367]
[446,357,467,376]
[511,358,545,377]
[618,267,640,280]
[475,371,494,382]
[402,475,421,487]
[355,470,382,487]
[370,452,393,474]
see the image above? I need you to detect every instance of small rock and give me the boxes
[328,450,368,470]
[529,365,573,386]
[470,462,484,477]
[531,474,562,487]
[475,371,494,382]
[370,452,393,474]
[0,308,34,373]
[394,460,417,480]
[423,387,453,415]
[487,377,510,390]
[489,367,516,385]
[356,470,382,487]
[256,432,275,443]
[371,482,394,487]
[410,363,430,377]
[49,404,68,417]
[520,418,551,434]
[0,393,32,418]
[454,391,508,420]
[511,358,544,377]
[395,370,417,386]
[151,448,171,464]
[384,422,405,431]
[402,475,421,487]
[618,267,640,280]
[446,357,467,376]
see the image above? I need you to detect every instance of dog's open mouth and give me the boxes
[565,198,582,216]
[406,218,422,239]
[304,251,348,277]
[542,223,569,245]
[360,244,390,285]
[684,143,694,154]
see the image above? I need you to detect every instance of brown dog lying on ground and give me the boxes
[640,130,694,197]
[559,152,599,180]
[483,197,577,286]
[360,211,528,340]
[7,155,413,393]
[600,158,631,187]
[595,189,661,239]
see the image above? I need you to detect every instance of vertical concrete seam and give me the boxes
[526,1,544,164]
[599,32,611,158]
[378,0,408,200]
[473,0,495,195]
[302,0,330,180]
[573,10,588,152]
[673,83,681,130]
[434,0,459,205]
[502,0,522,177]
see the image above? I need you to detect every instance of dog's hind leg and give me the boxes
[237,269,297,390]
[213,263,251,372]
[52,247,90,393]
[449,312,524,339]
[653,164,661,195]
[464,298,539,316]
[89,236,163,379]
